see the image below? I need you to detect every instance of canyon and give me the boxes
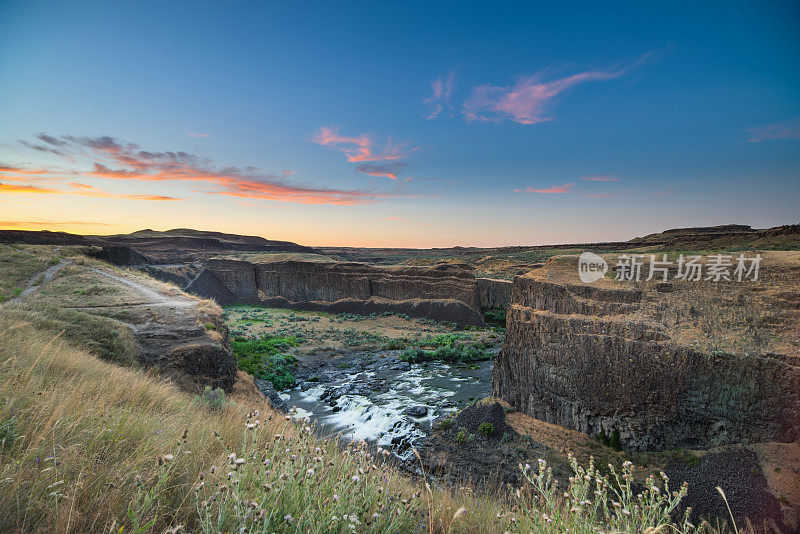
[493,253,800,450]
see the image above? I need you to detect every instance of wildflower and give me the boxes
[333,493,339,501]
[228,453,237,463]
[210,466,216,474]
[622,509,631,516]
[284,514,294,524]
[307,468,315,476]
[234,458,246,466]
[352,475,360,482]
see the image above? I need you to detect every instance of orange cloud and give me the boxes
[382,216,409,223]
[0,182,58,194]
[0,164,51,175]
[0,179,180,201]
[520,183,575,194]
[67,182,181,201]
[581,176,621,182]
[19,134,394,205]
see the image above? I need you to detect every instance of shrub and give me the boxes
[400,344,491,364]
[483,308,507,329]
[610,428,622,451]
[478,422,495,436]
[231,335,300,390]
[456,430,467,444]
[0,415,18,449]
[194,386,227,410]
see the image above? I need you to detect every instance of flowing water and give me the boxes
[281,356,493,459]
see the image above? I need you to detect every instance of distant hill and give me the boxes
[0,228,316,264]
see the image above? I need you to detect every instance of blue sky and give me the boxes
[1,1,798,246]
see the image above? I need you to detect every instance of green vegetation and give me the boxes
[483,307,507,329]
[231,334,301,390]
[400,344,491,363]
[194,386,228,410]
[0,415,18,449]
[610,428,622,451]
[478,422,495,436]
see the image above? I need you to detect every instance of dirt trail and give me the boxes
[89,267,196,308]
[5,259,71,304]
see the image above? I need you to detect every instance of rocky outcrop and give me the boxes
[204,257,486,325]
[476,277,513,310]
[185,268,236,306]
[493,257,800,451]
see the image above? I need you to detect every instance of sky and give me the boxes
[0,1,798,247]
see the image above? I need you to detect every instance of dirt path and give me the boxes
[5,259,71,304]
[89,267,196,308]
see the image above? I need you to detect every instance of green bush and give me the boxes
[610,428,622,451]
[400,344,491,364]
[456,430,467,444]
[483,308,507,329]
[478,422,495,436]
[231,334,300,390]
[0,415,18,449]
[194,386,227,410]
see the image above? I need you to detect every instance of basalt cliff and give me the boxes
[194,255,510,326]
[493,252,800,451]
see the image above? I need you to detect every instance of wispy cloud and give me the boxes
[0,182,58,194]
[188,132,211,138]
[463,55,650,124]
[0,179,181,201]
[515,183,575,194]
[747,119,800,142]
[381,216,409,223]
[423,72,456,119]
[653,186,674,197]
[356,162,408,181]
[311,127,417,180]
[0,218,117,228]
[15,133,396,205]
[581,176,621,182]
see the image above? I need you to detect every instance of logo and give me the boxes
[578,252,608,283]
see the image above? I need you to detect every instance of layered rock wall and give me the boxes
[204,258,487,325]
[493,265,800,450]
[476,277,513,310]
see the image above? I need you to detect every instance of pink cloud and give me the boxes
[423,72,456,119]
[188,132,211,138]
[581,176,621,182]
[747,119,800,142]
[17,134,398,205]
[312,127,417,180]
[520,183,575,194]
[311,127,413,163]
[463,56,649,124]
[382,216,409,223]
